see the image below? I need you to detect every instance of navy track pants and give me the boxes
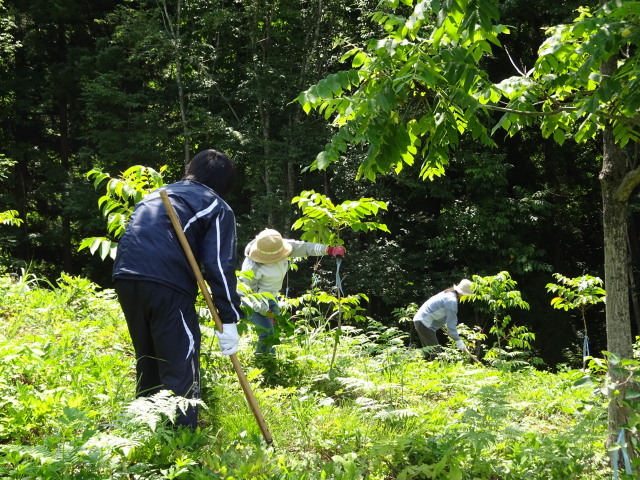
[115,279,201,428]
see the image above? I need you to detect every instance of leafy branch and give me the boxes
[546,273,606,368]
[0,210,22,227]
[291,190,390,245]
[79,165,166,260]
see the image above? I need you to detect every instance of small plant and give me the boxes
[453,323,488,356]
[284,290,369,345]
[470,271,534,366]
[391,302,418,325]
[291,190,390,370]
[546,273,606,369]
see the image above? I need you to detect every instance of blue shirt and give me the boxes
[413,290,461,341]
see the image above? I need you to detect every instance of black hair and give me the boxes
[182,149,236,197]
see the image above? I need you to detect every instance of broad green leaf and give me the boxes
[553,128,566,145]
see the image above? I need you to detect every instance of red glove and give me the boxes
[327,246,346,257]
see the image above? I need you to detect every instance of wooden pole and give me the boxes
[442,328,484,365]
[160,190,273,444]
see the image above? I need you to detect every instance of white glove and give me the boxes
[455,339,468,352]
[216,323,239,355]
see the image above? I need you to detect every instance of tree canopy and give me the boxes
[0,0,613,354]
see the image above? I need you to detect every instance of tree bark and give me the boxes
[160,0,190,165]
[15,152,30,262]
[627,224,640,334]
[59,90,73,273]
[284,0,325,234]
[285,157,295,235]
[596,13,638,465]
[260,103,274,228]
[55,22,73,274]
[601,125,636,466]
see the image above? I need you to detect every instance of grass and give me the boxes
[0,274,611,479]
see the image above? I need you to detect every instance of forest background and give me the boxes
[0,0,623,370]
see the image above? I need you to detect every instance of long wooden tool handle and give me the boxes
[160,190,273,444]
[441,328,483,365]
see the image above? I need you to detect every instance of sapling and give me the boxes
[469,271,533,366]
[291,190,390,370]
[546,273,605,369]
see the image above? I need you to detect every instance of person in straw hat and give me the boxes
[413,279,474,358]
[240,228,345,354]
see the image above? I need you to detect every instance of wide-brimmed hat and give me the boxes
[454,279,474,296]
[248,229,293,264]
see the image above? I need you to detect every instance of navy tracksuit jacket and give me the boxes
[113,180,243,427]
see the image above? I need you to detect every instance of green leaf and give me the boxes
[625,389,640,400]
[315,150,335,170]
[553,128,566,145]
[352,51,368,68]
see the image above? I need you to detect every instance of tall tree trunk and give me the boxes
[160,0,190,165]
[15,152,30,263]
[598,0,637,470]
[59,95,73,273]
[285,157,295,235]
[56,22,73,273]
[600,125,636,467]
[249,0,275,228]
[260,103,274,227]
[283,0,325,234]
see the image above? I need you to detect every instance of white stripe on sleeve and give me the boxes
[214,216,243,321]
[183,199,219,233]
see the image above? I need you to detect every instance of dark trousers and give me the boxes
[414,321,441,358]
[115,279,201,428]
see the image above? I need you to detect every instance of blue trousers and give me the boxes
[248,299,279,354]
[115,279,200,428]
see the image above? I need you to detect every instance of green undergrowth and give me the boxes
[0,274,610,479]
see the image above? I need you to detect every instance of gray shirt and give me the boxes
[413,290,461,341]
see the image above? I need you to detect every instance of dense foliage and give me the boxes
[0,0,613,369]
[296,0,640,453]
[2,0,640,471]
[0,275,611,479]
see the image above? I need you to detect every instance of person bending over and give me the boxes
[240,228,345,354]
[113,149,243,428]
[413,279,473,358]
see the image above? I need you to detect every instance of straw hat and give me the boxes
[454,279,473,296]
[248,229,293,264]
